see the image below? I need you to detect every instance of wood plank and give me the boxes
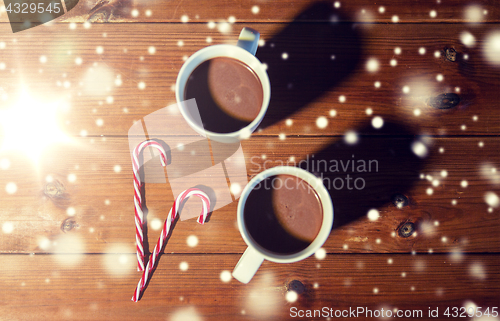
[69,0,500,23]
[0,136,498,254]
[0,0,498,319]
[0,23,498,136]
[1,0,499,23]
[0,254,498,320]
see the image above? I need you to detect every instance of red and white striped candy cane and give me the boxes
[133,140,169,271]
[132,188,210,302]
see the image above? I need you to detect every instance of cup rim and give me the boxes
[237,166,334,263]
[175,44,271,142]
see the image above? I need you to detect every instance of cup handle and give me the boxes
[237,27,260,56]
[232,246,264,284]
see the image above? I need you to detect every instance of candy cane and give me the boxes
[133,140,169,271]
[132,188,210,302]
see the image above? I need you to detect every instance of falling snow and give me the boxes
[285,290,298,303]
[367,209,380,221]
[315,248,327,260]
[220,270,232,282]
[2,222,14,233]
[371,116,384,129]
[469,262,486,280]
[460,31,476,47]
[218,22,231,33]
[316,116,328,129]
[82,65,114,95]
[483,31,500,65]
[411,140,428,158]
[68,174,77,182]
[179,262,189,271]
[484,192,499,208]
[170,306,203,321]
[150,218,162,231]
[344,131,359,145]
[187,235,199,247]
[103,244,134,276]
[464,5,484,23]
[5,182,17,194]
[0,2,495,317]
[0,159,10,170]
[366,58,380,72]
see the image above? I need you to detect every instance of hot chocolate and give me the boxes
[184,57,264,133]
[244,174,323,255]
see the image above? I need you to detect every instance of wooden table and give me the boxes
[0,0,499,320]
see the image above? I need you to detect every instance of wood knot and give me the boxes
[61,218,78,232]
[427,93,460,109]
[444,47,457,62]
[398,222,415,238]
[392,193,409,209]
[287,280,305,294]
[44,180,67,200]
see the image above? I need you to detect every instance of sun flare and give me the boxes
[0,89,70,163]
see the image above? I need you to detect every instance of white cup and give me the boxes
[232,166,334,284]
[175,28,271,143]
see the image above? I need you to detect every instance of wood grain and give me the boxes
[0,0,498,319]
[0,136,498,254]
[0,254,497,320]
[0,23,498,136]
[1,0,499,23]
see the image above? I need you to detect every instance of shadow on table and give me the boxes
[257,1,363,129]
[298,121,429,230]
